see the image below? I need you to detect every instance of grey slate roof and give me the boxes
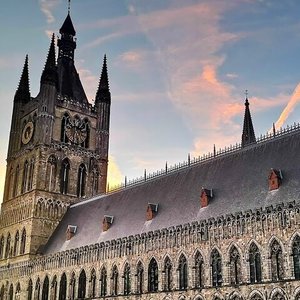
[44,130,300,254]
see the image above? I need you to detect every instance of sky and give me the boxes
[0,0,300,199]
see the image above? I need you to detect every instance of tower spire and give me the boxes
[241,92,256,147]
[95,54,111,104]
[14,55,31,103]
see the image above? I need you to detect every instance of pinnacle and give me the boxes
[241,97,256,147]
[14,55,31,103]
[95,55,111,104]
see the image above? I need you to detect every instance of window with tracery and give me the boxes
[51,276,57,300]
[270,240,284,281]
[194,251,204,288]
[70,273,76,300]
[136,262,144,294]
[59,273,67,300]
[250,293,263,300]
[78,270,86,299]
[13,165,19,197]
[5,233,11,258]
[20,228,26,254]
[271,292,285,300]
[16,283,21,299]
[229,246,241,285]
[163,257,172,291]
[292,235,300,279]
[60,159,70,194]
[77,164,86,197]
[27,159,34,190]
[42,276,49,300]
[46,156,57,191]
[80,119,90,148]
[211,249,222,287]
[35,278,41,300]
[8,284,13,300]
[61,114,70,143]
[123,263,131,295]
[13,230,19,256]
[90,269,96,298]
[148,258,158,292]
[178,254,188,290]
[0,235,4,258]
[22,160,29,193]
[100,267,107,296]
[249,242,262,283]
[27,279,33,300]
[111,266,118,296]
[91,167,99,196]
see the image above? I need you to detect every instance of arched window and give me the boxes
[90,269,96,298]
[163,257,172,291]
[46,156,57,191]
[78,270,86,299]
[194,251,204,288]
[211,249,222,287]
[35,278,41,300]
[271,292,285,300]
[28,279,33,300]
[136,262,144,294]
[178,254,188,290]
[20,228,26,255]
[270,239,284,281]
[0,285,5,300]
[77,164,87,197]
[249,242,262,283]
[148,258,158,292]
[295,292,300,300]
[16,283,21,298]
[22,160,29,193]
[61,114,69,143]
[70,273,76,300]
[42,276,49,300]
[250,293,263,300]
[292,235,300,279]
[13,165,19,197]
[8,284,13,300]
[111,265,118,296]
[229,246,241,285]
[27,159,35,190]
[59,273,67,300]
[5,233,11,258]
[51,276,57,300]
[123,263,131,295]
[0,235,4,258]
[91,167,99,196]
[13,230,19,256]
[100,267,107,297]
[81,119,90,148]
[60,159,70,194]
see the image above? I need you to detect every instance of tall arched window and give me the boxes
[78,270,86,299]
[20,228,26,255]
[178,254,188,290]
[59,273,67,300]
[293,235,300,279]
[42,276,49,300]
[16,283,21,298]
[27,159,35,190]
[194,251,204,288]
[136,262,144,294]
[270,239,284,281]
[249,242,262,283]
[22,160,29,193]
[81,119,90,148]
[46,156,57,191]
[0,235,4,258]
[13,165,19,197]
[77,164,87,197]
[60,159,70,194]
[61,113,70,143]
[100,267,107,297]
[28,279,33,300]
[70,273,76,300]
[13,230,19,256]
[111,265,118,296]
[163,257,172,291]
[35,278,41,300]
[91,167,99,196]
[90,269,96,298]
[123,263,131,295]
[0,285,5,300]
[229,246,241,285]
[211,249,222,287]
[5,233,11,258]
[148,258,158,292]
[51,276,57,300]
[8,284,13,300]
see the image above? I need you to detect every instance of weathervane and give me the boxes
[245,89,249,99]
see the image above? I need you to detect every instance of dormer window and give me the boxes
[200,188,213,208]
[66,225,77,240]
[103,215,114,232]
[268,169,283,191]
[146,203,159,221]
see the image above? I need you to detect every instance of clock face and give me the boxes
[22,121,34,145]
[65,118,87,144]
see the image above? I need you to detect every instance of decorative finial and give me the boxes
[245,89,248,99]
[68,0,71,14]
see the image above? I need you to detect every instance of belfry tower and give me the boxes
[0,12,111,262]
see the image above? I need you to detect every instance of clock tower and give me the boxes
[0,12,111,263]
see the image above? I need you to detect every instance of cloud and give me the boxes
[39,0,60,24]
[107,155,123,190]
[226,73,239,79]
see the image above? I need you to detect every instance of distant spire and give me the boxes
[59,13,76,36]
[95,55,111,104]
[241,94,256,147]
[14,55,31,103]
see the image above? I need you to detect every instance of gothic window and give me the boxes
[229,246,241,285]
[13,230,19,256]
[249,242,262,283]
[51,276,57,300]
[211,249,222,287]
[250,293,263,300]
[123,263,131,295]
[22,160,29,193]
[91,167,99,196]
[0,285,4,300]
[178,254,188,290]
[61,113,70,143]
[0,235,4,258]
[292,235,300,279]
[295,292,300,300]
[27,159,35,190]
[78,270,86,299]
[46,156,57,191]
[59,273,67,300]
[5,233,11,258]
[60,158,70,194]
[194,251,204,288]
[77,164,87,197]
[28,279,33,300]
[100,267,107,297]
[35,278,41,300]
[111,265,118,296]
[136,261,144,294]
[90,269,96,298]
[42,276,49,300]
[8,284,13,300]
[20,228,26,254]
[270,239,284,281]
[70,273,76,300]
[163,257,172,291]
[80,119,90,148]
[13,165,19,197]
[148,258,158,292]
[271,292,285,300]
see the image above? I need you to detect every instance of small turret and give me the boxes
[241,96,256,147]
[95,55,111,105]
[14,55,31,103]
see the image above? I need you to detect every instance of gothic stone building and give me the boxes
[0,11,300,300]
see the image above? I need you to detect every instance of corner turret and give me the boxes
[241,95,256,147]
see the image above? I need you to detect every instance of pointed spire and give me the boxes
[60,13,76,36]
[241,94,256,147]
[95,55,111,104]
[14,55,31,103]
